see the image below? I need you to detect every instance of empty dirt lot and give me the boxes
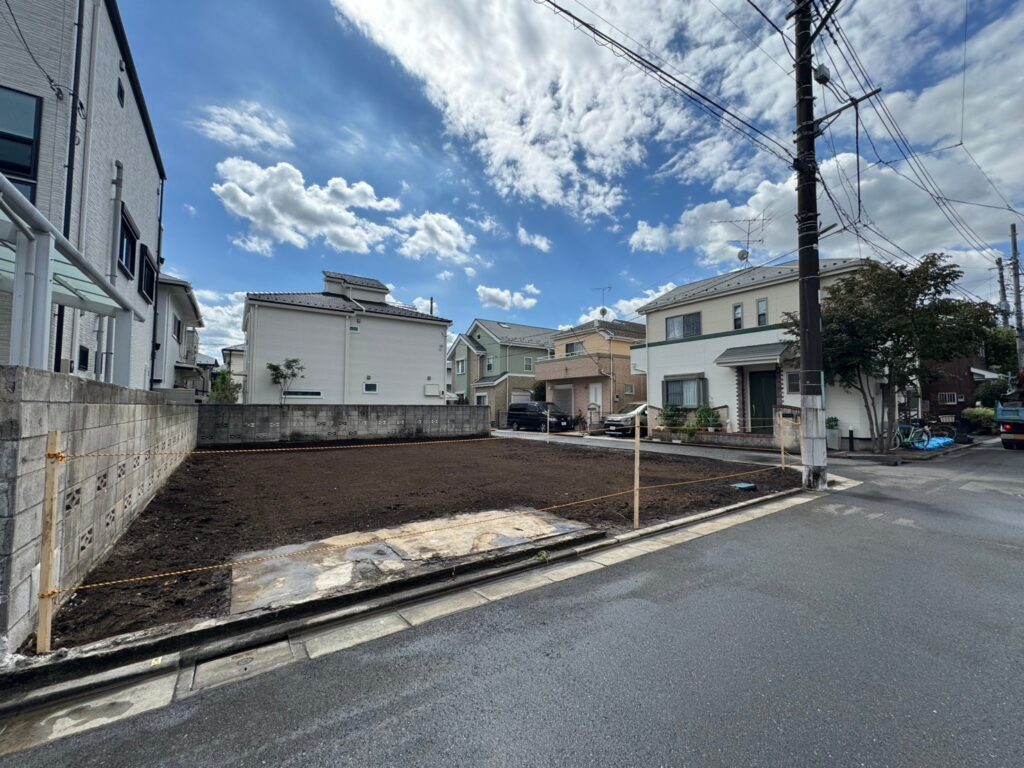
[50,437,798,648]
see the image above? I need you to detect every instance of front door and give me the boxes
[748,370,776,434]
[588,382,603,416]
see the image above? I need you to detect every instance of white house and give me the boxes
[221,343,246,400]
[0,0,166,388]
[152,275,206,402]
[631,258,881,443]
[243,272,451,404]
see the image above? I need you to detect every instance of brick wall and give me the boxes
[197,404,490,445]
[0,366,197,656]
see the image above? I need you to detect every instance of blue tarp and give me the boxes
[916,436,955,451]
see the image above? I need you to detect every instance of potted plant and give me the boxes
[825,416,842,450]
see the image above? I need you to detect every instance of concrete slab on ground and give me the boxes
[230,509,589,614]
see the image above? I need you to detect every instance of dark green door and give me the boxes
[748,370,776,434]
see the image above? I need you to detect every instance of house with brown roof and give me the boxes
[535,319,648,424]
[242,272,451,404]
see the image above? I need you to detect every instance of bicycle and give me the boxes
[891,421,932,450]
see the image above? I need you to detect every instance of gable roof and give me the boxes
[446,333,486,359]
[472,318,558,348]
[553,319,646,341]
[247,291,449,323]
[322,272,389,291]
[638,258,867,314]
[158,274,203,327]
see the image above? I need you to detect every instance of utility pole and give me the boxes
[793,0,827,489]
[1011,223,1023,371]
[996,257,1009,328]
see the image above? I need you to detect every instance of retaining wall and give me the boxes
[197,404,490,445]
[0,367,197,656]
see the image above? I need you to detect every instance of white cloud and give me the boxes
[191,102,294,152]
[231,233,274,256]
[467,214,505,236]
[212,158,400,254]
[463,266,477,278]
[436,270,454,281]
[183,203,197,217]
[523,283,541,295]
[194,290,247,359]
[412,296,437,315]
[613,282,677,319]
[629,220,671,253]
[391,212,476,264]
[475,284,538,310]
[577,306,615,324]
[517,225,552,252]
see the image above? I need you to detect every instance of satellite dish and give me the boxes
[599,306,608,318]
[737,249,749,262]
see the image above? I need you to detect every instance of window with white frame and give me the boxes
[565,342,584,357]
[666,312,702,340]
[624,383,635,395]
[118,204,139,277]
[363,382,378,394]
[524,356,533,372]
[733,303,743,330]
[787,372,800,394]
[756,298,769,326]
[475,393,488,406]
[486,356,494,372]
[456,359,466,375]
[937,392,958,405]
[172,315,182,342]
[664,376,706,408]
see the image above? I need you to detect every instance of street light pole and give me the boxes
[793,0,827,489]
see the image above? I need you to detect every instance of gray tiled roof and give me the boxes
[474,319,558,347]
[639,258,866,314]
[554,319,646,340]
[248,292,449,323]
[222,344,245,352]
[322,272,389,291]
[195,352,218,367]
[714,342,794,367]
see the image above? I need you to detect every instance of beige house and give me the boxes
[536,319,647,424]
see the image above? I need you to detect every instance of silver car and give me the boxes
[602,402,648,437]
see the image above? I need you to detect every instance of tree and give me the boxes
[209,372,242,404]
[975,378,1011,408]
[985,327,1018,373]
[266,358,305,403]
[787,254,994,453]
[532,381,546,401]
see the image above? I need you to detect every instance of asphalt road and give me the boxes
[5,443,1024,767]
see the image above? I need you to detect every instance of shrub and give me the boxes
[660,404,685,429]
[695,404,722,429]
[975,379,1010,408]
[960,407,995,434]
[825,416,840,430]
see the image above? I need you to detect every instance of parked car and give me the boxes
[602,402,648,437]
[507,402,572,432]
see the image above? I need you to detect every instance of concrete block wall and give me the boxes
[0,367,197,656]
[198,405,490,445]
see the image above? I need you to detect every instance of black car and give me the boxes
[507,402,572,432]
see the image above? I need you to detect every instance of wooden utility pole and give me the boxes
[793,0,827,489]
[633,411,641,529]
[36,431,62,653]
[1011,224,1023,371]
[996,257,1009,328]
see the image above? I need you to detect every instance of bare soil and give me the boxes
[50,438,798,648]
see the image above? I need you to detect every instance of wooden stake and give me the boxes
[36,430,62,654]
[779,411,786,469]
[633,412,641,529]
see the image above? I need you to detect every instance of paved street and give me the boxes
[3,443,1023,767]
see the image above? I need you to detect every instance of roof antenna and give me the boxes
[592,285,612,319]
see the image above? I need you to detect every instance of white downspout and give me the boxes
[78,0,102,377]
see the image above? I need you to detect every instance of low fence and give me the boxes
[0,366,197,656]
[198,404,490,446]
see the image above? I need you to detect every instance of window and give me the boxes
[349,325,360,332]
[566,342,584,357]
[664,376,706,408]
[733,304,743,330]
[756,298,768,327]
[138,245,156,302]
[77,345,89,372]
[486,356,494,372]
[117,78,125,107]
[524,356,533,372]
[456,359,466,375]
[624,383,635,395]
[0,85,42,201]
[666,312,702,340]
[282,390,322,398]
[475,393,488,406]
[172,315,182,342]
[937,392,958,405]
[363,382,378,394]
[787,372,800,394]
[118,204,139,277]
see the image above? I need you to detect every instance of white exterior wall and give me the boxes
[243,302,449,405]
[0,0,163,387]
[153,288,193,387]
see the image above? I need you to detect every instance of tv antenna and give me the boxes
[592,285,612,318]
[710,210,772,267]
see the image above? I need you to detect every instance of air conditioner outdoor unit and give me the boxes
[424,383,441,397]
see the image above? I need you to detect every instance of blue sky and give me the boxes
[117,0,1023,356]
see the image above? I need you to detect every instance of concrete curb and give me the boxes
[0,485,805,718]
[829,436,993,464]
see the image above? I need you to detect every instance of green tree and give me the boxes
[532,381,546,401]
[975,378,1011,407]
[266,358,305,403]
[209,373,242,404]
[787,254,994,453]
[985,327,1018,373]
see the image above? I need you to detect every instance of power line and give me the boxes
[2,0,64,98]
[706,0,792,77]
[743,0,794,58]
[959,0,969,143]
[535,0,794,163]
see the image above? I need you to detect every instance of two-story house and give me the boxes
[221,343,246,401]
[447,319,558,422]
[632,258,879,442]
[0,0,166,388]
[152,275,206,402]
[243,272,450,404]
[535,319,647,424]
